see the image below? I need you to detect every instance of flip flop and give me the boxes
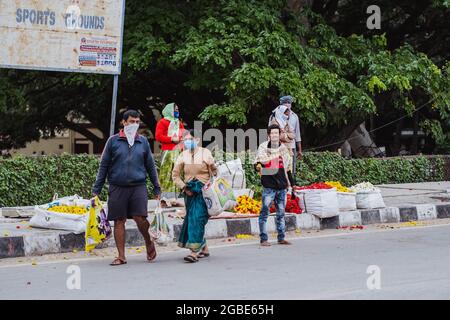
[184,255,198,263]
[147,241,157,262]
[197,252,210,258]
[110,257,127,266]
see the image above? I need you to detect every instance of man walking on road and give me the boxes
[279,95,302,179]
[93,109,161,266]
[255,124,295,246]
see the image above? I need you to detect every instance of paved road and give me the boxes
[1,224,450,299]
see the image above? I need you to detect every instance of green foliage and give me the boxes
[0,0,449,152]
[0,153,444,207]
[294,152,444,186]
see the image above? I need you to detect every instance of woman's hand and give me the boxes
[184,188,194,196]
[171,136,180,143]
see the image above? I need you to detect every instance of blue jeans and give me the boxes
[259,188,286,242]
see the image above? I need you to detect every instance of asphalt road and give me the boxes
[1,224,450,300]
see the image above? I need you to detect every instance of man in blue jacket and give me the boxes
[93,109,161,266]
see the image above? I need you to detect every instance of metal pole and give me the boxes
[109,75,119,136]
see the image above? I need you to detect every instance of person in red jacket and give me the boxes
[155,103,184,203]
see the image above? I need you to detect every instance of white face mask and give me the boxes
[124,123,139,147]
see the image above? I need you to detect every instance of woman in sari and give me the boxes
[172,129,217,263]
[155,103,184,203]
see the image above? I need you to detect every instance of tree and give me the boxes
[1,0,449,154]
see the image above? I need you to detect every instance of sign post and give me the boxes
[110,75,119,136]
[0,0,126,136]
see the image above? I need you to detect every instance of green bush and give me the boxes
[0,152,445,207]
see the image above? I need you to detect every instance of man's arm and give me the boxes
[294,114,302,159]
[92,137,113,195]
[144,141,161,197]
[296,141,302,159]
[287,170,296,188]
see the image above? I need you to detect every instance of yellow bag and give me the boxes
[85,197,112,252]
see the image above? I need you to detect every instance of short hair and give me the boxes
[267,124,281,135]
[123,109,140,121]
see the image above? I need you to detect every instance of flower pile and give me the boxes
[324,181,352,193]
[294,182,333,190]
[350,182,378,192]
[47,205,88,215]
[234,195,261,214]
[270,194,302,214]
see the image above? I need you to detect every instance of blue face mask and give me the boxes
[184,140,197,150]
[174,111,180,118]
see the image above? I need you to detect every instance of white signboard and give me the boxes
[0,0,125,74]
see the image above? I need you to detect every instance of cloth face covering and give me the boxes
[124,123,139,147]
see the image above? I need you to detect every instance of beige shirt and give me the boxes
[172,147,218,189]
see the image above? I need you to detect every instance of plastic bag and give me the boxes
[217,158,246,189]
[337,192,357,211]
[30,195,90,234]
[301,189,339,218]
[355,190,385,209]
[85,197,112,252]
[149,202,171,246]
[202,176,236,216]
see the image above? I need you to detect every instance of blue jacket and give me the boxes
[92,131,161,195]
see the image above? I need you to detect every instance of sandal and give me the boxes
[110,257,127,266]
[197,252,210,258]
[147,241,157,262]
[184,255,199,263]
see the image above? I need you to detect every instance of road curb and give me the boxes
[1,202,450,259]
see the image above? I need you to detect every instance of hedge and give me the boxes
[0,152,445,207]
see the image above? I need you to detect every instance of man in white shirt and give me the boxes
[279,95,302,178]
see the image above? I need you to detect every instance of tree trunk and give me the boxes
[411,112,419,154]
[287,0,314,12]
[347,122,379,157]
[316,118,365,151]
[392,118,403,156]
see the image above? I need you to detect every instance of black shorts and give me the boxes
[107,184,148,221]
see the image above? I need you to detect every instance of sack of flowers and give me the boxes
[325,181,357,211]
[350,182,386,209]
[30,195,91,233]
[294,183,339,218]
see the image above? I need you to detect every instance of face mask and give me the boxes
[282,114,289,121]
[124,123,139,147]
[174,111,180,118]
[184,139,197,150]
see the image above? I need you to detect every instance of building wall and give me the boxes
[11,130,72,156]
[10,127,163,157]
[11,128,105,156]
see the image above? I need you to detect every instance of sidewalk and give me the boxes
[1,182,449,259]
[378,181,450,206]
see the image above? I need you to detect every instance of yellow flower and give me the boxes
[325,181,351,192]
